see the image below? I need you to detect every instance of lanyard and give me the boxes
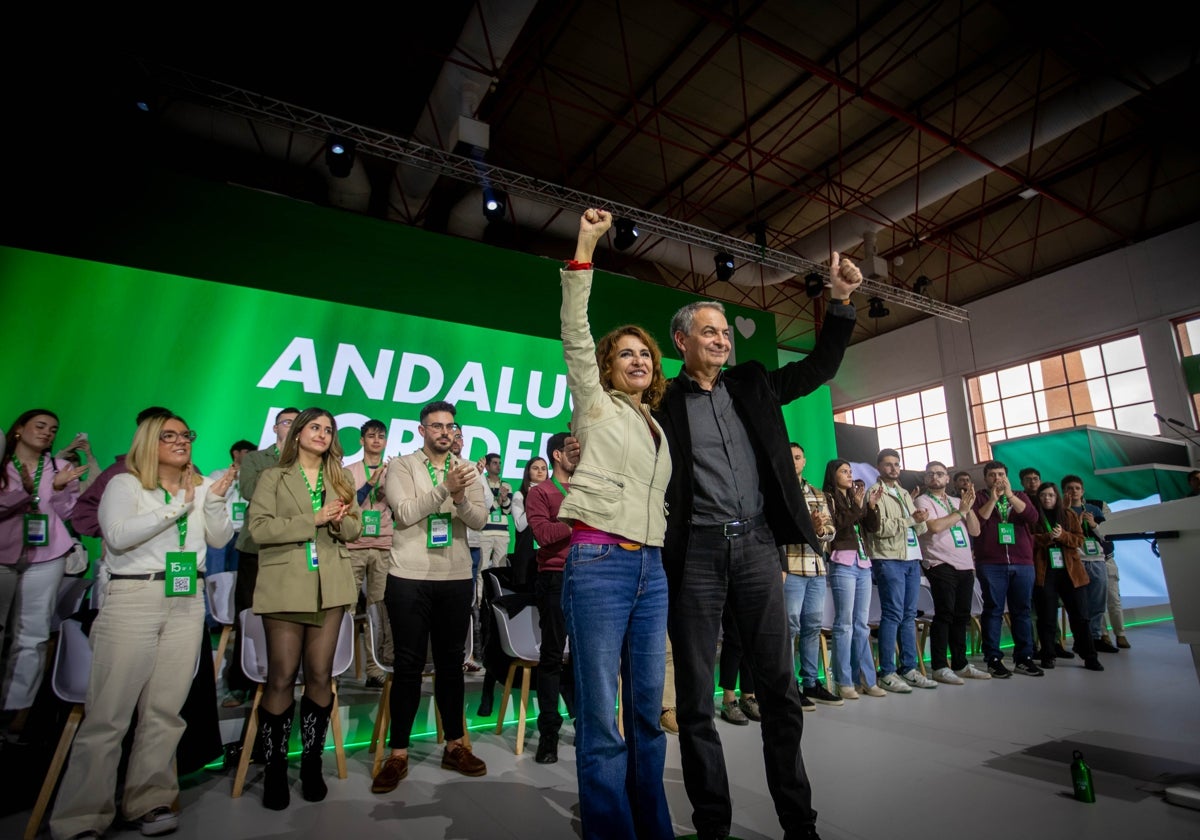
[1040,514,1055,535]
[1070,505,1094,536]
[300,466,324,512]
[425,456,449,487]
[364,460,381,505]
[996,494,1010,523]
[929,493,956,516]
[886,484,910,515]
[161,487,189,548]
[551,476,568,496]
[12,454,45,509]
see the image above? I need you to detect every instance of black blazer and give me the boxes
[654,310,855,590]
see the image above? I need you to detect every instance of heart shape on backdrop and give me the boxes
[734,316,756,339]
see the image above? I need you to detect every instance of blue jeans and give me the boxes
[783,573,826,688]
[563,543,672,840]
[828,562,876,688]
[976,563,1035,662]
[1082,560,1108,638]
[872,558,920,676]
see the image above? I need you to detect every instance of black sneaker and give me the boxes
[1053,645,1076,660]
[535,732,559,764]
[804,683,845,707]
[799,693,816,712]
[987,658,1012,679]
[1039,657,1055,669]
[1083,658,1105,672]
[1093,638,1120,654]
[1014,659,1045,677]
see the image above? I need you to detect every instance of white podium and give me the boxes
[1103,496,1200,685]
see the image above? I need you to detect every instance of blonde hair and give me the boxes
[595,325,667,410]
[127,414,203,491]
[279,407,356,506]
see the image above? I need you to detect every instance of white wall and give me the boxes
[829,220,1200,468]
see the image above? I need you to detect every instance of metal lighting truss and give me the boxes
[147,63,969,323]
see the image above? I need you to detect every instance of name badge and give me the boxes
[362,509,381,537]
[23,513,50,546]
[1048,547,1065,569]
[906,526,918,546]
[1082,538,1101,556]
[166,551,198,597]
[428,513,452,548]
[231,502,247,523]
[489,509,503,524]
[306,540,319,570]
[950,525,968,548]
[997,523,1016,545]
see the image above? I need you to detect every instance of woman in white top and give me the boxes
[50,414,234,840]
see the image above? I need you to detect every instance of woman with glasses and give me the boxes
[248,407,361,810]
[0,409,88,739]
[558,208,674,839]
[1031,482,1103,672]
[50,414,235,840]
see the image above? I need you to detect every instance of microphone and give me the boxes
[1159,415,1200,447]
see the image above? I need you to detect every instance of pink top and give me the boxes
[570,521,630,546]
[0,456,80,565]
[829,547,871,569]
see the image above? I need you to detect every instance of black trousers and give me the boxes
[384,576,473,748]
[718,605,755,694]
[1036,569,1096,661]
[669,525,813,839]
[925,563,974,672]
[534,569,571,735]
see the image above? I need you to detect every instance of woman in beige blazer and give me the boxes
[248,407,361,811]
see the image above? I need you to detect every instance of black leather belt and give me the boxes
[110,572,206,581]
[690,513,766,538]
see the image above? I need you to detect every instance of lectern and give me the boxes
[1103,496,1200,685]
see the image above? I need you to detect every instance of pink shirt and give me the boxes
[915,493,975,571]
[0,456,80,565]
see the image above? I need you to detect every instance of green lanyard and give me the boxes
[12,454,45,509]
[300,466,325,513]
[551,476,568,496]
[161,487,189,548]
[1070,506,1093,536]
[364,460,380,505]
[272,445,280,460]
[929,493,955,516]
[425,457,449,487]
[996,494,1011,522]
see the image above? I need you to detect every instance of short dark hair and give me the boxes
[1019,467,1041,480]
[790,442,804,453]
[275,407,301,423]
[419,400,456,423]
[925,461,947,472]
[1061,474,1084,489]
[486,452,501,464]
[877,448,900,465]
[953,470,971,482]
[546,432,570,463]
[360,419,387,436]
[136,406,172,425]
[229,440,256,458]
[983,460,1007,476]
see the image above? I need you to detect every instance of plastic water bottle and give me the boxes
[1071,750,1096,803]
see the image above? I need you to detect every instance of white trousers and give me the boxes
[0,555,66,710]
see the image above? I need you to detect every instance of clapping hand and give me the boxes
[315,498,348,526]
[52,463,89,491]
[210,464,237,499]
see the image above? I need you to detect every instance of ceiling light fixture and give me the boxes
[804,271,825,298]
[714,252,735,282]
[482,187,507,221]
[868,297,890,318]
[613,218,640,251]
[913,275,932,295]
[325,135,356,178]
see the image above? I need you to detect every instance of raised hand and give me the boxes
[575,208,614,263]
[52,464,89,491]
[181,465,197,504]
[210,464,237,499]
[829,251,864,299]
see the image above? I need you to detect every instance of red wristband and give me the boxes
[565,260,593,271]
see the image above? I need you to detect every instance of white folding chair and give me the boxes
[492,602,542,755]
[25,618,92,840]
[231,609,353,797]
[970,580,985,655]
[205,571,237,681]
[51,577,93,633]
[914,576,936,675]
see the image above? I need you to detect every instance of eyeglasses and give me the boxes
[423,422,461,433]
[276,419,294,428]
[159,430,197,444]
[926,470,948,477]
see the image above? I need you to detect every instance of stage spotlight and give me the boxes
[804,271,825,298]
[613,218,640,251]
[482,188,507,221]
[868,297,890,318]
[714,252,735,282]
[748,220,767,249]
[325,135,356,178]
[913,275,932,295]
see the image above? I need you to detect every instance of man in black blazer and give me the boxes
[656,254,862,840]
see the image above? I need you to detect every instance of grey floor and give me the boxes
[8,619,1200,840]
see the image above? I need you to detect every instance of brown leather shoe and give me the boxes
[441,743,487,777]
[1116,635,1131,649]
[371,755,408,793]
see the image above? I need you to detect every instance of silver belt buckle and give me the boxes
[723,520,743,538]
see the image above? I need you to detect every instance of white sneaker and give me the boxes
[955,663,992,680]
[932,667,964,685]
[858,683,887,697]
[901,668,938,689]
[878,672,912,693]
[836,684,860,700]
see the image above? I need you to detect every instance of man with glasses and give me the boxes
[916,462,988,684]
[373,401,489,793]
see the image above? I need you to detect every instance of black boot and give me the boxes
[299,696,333,802]
[258,702,294,810]
[476,672,496,717]
[535,730,559,764]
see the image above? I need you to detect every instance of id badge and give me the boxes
[23,513,49,546]
[950,525,968,548]
[1049,547,1064,569]
[306,540,319,570]
[906,526,918,547]
[997,523,1016,545]
[1083,538,1101,556]
[428,513,452,548]
[231,502,247,523]
[362,509,382,537]
[165,551,198,597]
[488,509,503,524]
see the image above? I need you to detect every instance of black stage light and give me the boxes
[804,271,825,298]
[913,275,932,295]
[714,252,735,282]
[482,188,507,221]
[325,135,356,178]
[868,297,890,318]
[613,218,640,251]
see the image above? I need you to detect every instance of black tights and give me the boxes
[262,608,344,714]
